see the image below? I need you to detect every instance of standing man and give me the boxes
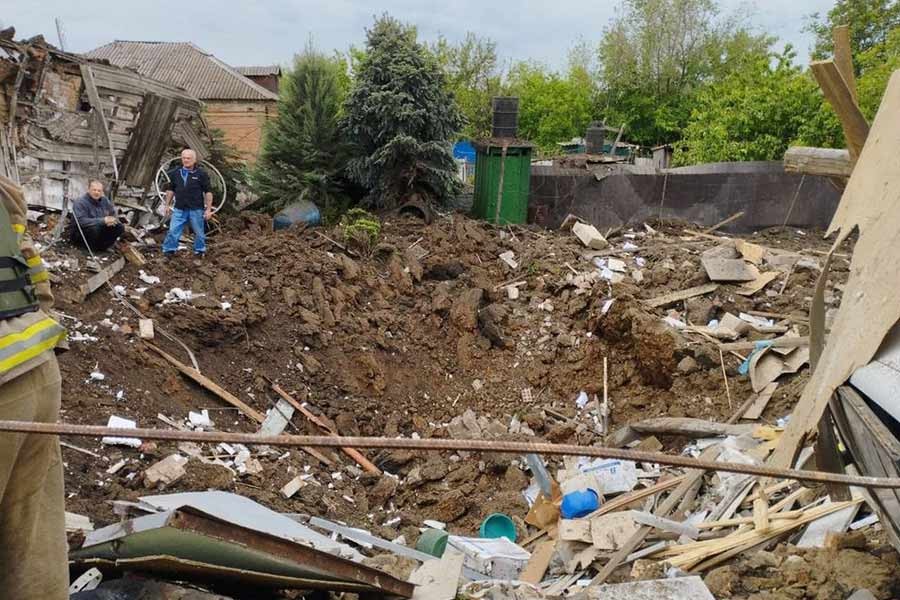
[0,174,69,599]
[70,179,124,251]
[162,149,213,257]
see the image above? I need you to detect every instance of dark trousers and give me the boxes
[71,222,124,252]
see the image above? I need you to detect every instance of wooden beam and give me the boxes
[268,381,382,476]
[810,60,869,159]
[784,146,853,178]
[644,283,719,309]
[719,335,809,352]
[833,25,858,105]
[145,343,266,423]
[80,64,119,181]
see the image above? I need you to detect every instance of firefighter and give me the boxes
[0,174,68,599]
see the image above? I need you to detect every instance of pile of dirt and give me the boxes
[39,211,853,545]
[704,538,900,599]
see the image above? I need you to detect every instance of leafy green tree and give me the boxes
[596,0,771,146]
[430,33,503,139]
[252,48,349,215]
[506,62,594,151]
[809,0,900,66]
[674,47,843,165]
[855,26,900,117]
[342,15,463,208]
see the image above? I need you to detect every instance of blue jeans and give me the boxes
[163,208,206,254]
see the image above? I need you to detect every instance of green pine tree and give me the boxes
[253,48,349,215]
[342,15,464,209]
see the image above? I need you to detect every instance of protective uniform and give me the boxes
[0,174,68,599]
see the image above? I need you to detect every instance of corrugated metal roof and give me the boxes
[84,41,278,102]
[236,65,281,77]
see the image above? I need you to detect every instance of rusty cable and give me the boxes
[2,420,900,489]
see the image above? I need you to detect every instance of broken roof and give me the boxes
[85,41,279,102]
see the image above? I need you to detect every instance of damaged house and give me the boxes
[85,41,279,163]
[0,29,206,217]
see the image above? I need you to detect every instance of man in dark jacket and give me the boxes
[162,149,212,257]
[70,179,124,251]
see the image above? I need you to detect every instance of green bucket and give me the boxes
[479,513,517,542]
[416,528,448,558]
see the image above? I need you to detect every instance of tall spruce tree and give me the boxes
[343,16,464,209]
[253,48,348,214]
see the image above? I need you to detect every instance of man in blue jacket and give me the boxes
[70,179,124,251]
[162,149,213,257]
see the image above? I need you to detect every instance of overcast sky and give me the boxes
[13,0,835,72]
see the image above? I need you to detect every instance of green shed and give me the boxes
[471,140,534,225]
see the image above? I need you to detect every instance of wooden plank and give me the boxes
[630,418,753,438]
[145,343,266,423]
[784,146,853,178]
[743,383,778,420]
[833,25,858,105]
[810,60,869,159]
[719,336,809,352]
[586,475,687,519]
[588,445,721,585]
[701,211,745,234]
[519,540,555,584]
[78,257,124,299]
[172,120,210,160]
[766,72,900,477]
[119,93,179,188]
[644,283,719,309]
[269,381,382,476]
[80,64,119,180]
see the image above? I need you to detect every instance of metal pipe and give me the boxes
[3,420,900,489]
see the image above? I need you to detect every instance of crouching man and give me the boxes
[70,179,124,252]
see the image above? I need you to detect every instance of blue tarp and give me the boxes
[453,140,476,163]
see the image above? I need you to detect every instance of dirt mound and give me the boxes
[44,212,851,541]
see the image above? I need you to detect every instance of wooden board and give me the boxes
[784,146,853,178]
[743,383,778,420]
[735,271,780,296]
[519,540,555,584]
[767,72,900,475]
[810,60,869,159]
[119,93,179,188]
[833,25,858,105]
[701,257,757,282]
[145,343,266,423]
[644,283,718,308]
[78,257,125,299]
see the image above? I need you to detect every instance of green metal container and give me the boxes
[471,141,533,225]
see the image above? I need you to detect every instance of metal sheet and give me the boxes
[850,322,900,424]
[138,491,355,558]
[73,508,414,598]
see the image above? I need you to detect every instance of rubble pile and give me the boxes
[34,210,900,599]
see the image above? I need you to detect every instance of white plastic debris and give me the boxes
[138,270,161,285]
[163,288,193,304]
[113,285,127,295]
[575,391,590,410]
[663,316,687,329]
[89,370,106,382]
[220,302,232,310]
[188,410,213,429]
[622,241,639,252]
[101,416,142,448]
